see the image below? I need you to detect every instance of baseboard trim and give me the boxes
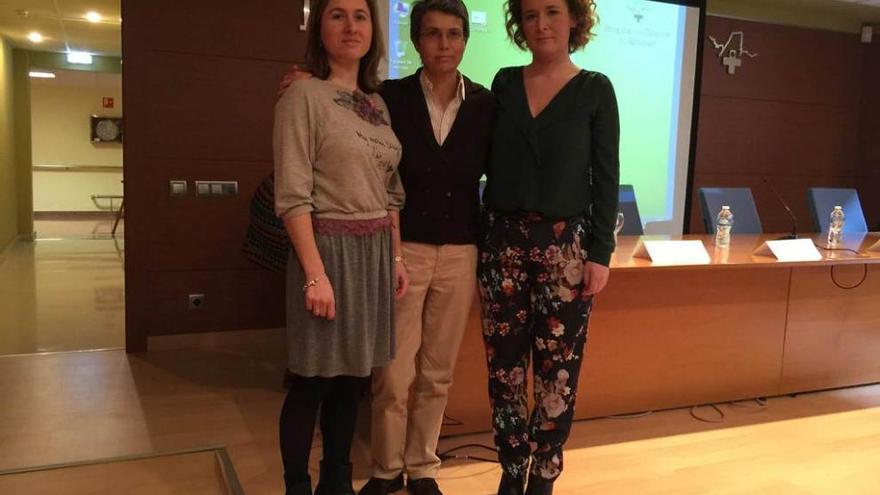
[147,327,284,351]
[0,233,32,262]
[34,211,118,220]
[0,237,14,261]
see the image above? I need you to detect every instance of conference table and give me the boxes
[441,232,880,436]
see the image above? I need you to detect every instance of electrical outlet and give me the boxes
[188,293,205,309]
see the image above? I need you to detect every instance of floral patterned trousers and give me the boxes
[477,210,594,482]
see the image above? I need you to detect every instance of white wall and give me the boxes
[30,70,123,212]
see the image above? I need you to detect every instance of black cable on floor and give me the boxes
[606,410,654,420]
[437,443,499,464]
[689,403,725,423]
[728,397,768,410]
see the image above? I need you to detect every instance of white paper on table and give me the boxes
[752,239,823,262]
[632,240,711,266]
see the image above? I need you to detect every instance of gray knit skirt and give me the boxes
[285,216,395,377]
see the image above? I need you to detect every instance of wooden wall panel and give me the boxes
[141,52,289,162]
[577,268,790,418]
[781,264,880,393]
[859,42,880,173]
[695,96,860,177]
[141,269,286,336]
[137,0,305,60]
[858,42,880,230]
[691,16,873,234]
[702,18,863,107]
[123,0,305,349]
[137,159,270,271]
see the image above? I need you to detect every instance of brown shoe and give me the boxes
[357,474,404,495]
[407,478,442,495]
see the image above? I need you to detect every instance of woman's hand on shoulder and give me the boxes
[277,64,314,98]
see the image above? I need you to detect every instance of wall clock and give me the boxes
[91,116,123,143]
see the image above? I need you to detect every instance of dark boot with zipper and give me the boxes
[314,461,356,495]
[524,474,554,495]
[285,476,313,495]
[497,471,525,495]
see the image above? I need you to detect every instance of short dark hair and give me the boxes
[410,0,470,45]
[505,0,598,54]
[304,0,385,93]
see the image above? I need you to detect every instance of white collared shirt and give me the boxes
[419,70,466,146]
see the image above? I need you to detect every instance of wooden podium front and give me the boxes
[441,233,880,436]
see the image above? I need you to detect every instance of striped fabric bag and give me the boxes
[243,174,290,272]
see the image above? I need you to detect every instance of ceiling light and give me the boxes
[27,32,44,43]
[67,52,93,65]
[29,71,56,79]
[85,11,102,23]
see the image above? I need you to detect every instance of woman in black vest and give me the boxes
[478,1,620,494]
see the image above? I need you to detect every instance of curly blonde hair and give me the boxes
[504,0,598,54]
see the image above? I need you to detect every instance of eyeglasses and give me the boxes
[420,28,465,43]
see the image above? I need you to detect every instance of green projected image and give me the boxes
[387,0,693,228]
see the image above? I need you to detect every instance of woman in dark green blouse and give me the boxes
[477,1,619,494]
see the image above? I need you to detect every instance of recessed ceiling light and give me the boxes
[29,71,56,79]
[85,11,102,23]
[67,52,93,65]
[27,32,44,43]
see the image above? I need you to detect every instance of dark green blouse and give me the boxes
[484,67,620,266]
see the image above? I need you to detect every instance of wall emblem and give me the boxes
[709,31,758,75]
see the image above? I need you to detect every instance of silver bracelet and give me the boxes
[302,275,324,292]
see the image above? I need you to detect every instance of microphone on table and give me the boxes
[763,177,798,240]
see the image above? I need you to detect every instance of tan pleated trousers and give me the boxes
[370,241,477,480]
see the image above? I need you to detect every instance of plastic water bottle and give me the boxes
[827,206,845,246]
[715,206,734,248]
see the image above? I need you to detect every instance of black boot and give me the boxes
[285,476,313,495]
[497,472,525,495]
[314,461,356,495]
[524,475,553,495]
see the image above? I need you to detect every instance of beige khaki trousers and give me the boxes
[371,241,477,480]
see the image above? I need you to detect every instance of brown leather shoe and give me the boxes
[407,477,442,495]
[357,474,404,495]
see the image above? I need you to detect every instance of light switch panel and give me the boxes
[195,181,239,197]
[169,180,188,196]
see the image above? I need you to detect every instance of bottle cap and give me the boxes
[834,205,842,209]
[722,205,730,209]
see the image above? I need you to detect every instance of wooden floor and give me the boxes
[0,238,125,356]
[0,449,232,494]
[0,346,878,494]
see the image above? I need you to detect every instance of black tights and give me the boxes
[279,374,368,487]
